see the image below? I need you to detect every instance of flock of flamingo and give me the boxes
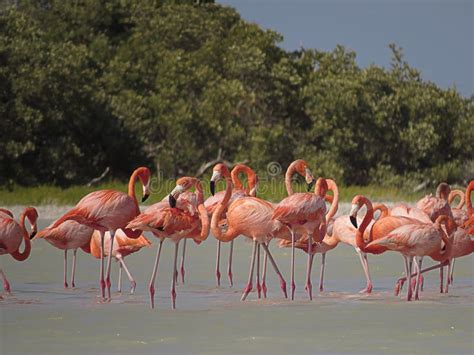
[1,160,473,309]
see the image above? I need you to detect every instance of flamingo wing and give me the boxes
[272,193,326,223]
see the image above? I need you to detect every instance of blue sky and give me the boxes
[218,0,473,97]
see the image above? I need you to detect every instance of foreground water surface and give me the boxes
[1,218,473,354]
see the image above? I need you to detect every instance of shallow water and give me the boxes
[1,218,473,354]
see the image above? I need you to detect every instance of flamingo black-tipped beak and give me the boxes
[210,181,216,196]
[169,194,177,208]
[350,216,358,229]
[142,193,150,203]
[30,231,37,240]
[307,179,316,192]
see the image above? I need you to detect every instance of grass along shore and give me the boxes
[0,179,431,206]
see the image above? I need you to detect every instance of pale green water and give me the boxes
[1,219,473,354]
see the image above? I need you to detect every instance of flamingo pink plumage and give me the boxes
[416,182,453,222]
[210,172,289,301]
[363,215,453,301]
[0,207,38,293]
[272,176,328,300]
[127,176,209,309]
[205,163,258,287]
[34,220,93,288]
[50,167,151,299]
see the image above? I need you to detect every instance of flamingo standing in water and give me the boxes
[361,215,453,301]
[278,179,340,292]
[210,170,289,301]
[444,181,473,285]
[89,229,151,294]
[0,207,38,293]
[394,216,472,295]
[272,177,329,300]
[339,196,436,294]
[33,221,93,288]
[50,167,151,299]
[205,163,258,287]
[127,176,209,309]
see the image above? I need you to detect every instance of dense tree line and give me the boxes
[1,0,472,187]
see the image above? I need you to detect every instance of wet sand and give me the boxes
[1,217,473,354]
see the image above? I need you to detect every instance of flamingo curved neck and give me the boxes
[285,162,299,196]
[373,203,389,219]
[466,182,474,217]
[128,169,140,206]
[11,211,31,261]
[194,180,205,205]
[356,198,374,251]
[210,176,235,242]
[231,165,257,196]
[325,180,339,223]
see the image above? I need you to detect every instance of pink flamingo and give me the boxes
[362,215,453,301]
[127,176,209,309]
[33,220,93,288]
[416,182,453,221]
[0,207,38,293]
[210,171,289,301]
[272,177,328,300]
[50,167,151,299]
[89,229,151,294]
[444,181,473,284]
[205,163,258,287]
[394,216,471,295]
[278,179,340,292]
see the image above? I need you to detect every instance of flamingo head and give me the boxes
[291,159,315,191]
[134,167,151,202]
[169,177,197,207]
[210,163,230,196]
[349,195,367,228]
[249,175,259,197]
[24,207,39,239]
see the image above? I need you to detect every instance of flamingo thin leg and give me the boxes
[119,257,136,294]
[148,239,164,309]
[261,242,287,298]
[241,240,257,301]
[171,241,179,309]
[105,230,116,300]
[319,253,326,292]
[256,243,261,299]
[444,261,451,293]
[180,238,186,284]
[440,265,444,293]
[356,249,372,293]
[449,258,455,285]
[305,236,313,300]
[63,250,68,288]
[394,261,449,296]
[99,230,106,299]
[405,256,413,301]
[0,269,11,293]
[413,257,421,300]
[227,240,234,287]
[70,249,77,288]
[117,260,123,293]
[261,242,268,298]
[290,228,296,300]
[215,241,221,287]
